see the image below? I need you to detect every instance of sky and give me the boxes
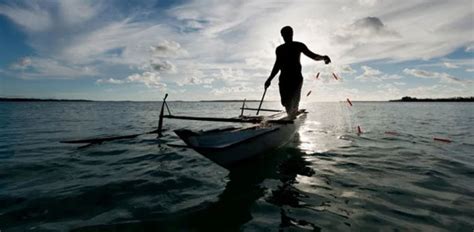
[0,0,473,101]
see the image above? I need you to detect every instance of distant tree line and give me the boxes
[0,98,92,102]
[390,96,474,102]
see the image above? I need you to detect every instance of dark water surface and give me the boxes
[0,101,473,231]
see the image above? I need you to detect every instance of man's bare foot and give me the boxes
[286,109,298,120]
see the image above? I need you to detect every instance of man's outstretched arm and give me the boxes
[265,53,280,89]
[301,44,331,64]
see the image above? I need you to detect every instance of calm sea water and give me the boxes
[0,101,473,231]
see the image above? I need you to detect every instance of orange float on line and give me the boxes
[346,98,353,106]
[332,73,339,80]
[433,137,452,143]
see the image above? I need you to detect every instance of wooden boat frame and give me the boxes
[60,93,306,163]
[156,94,296,137]
[157,94,307,168]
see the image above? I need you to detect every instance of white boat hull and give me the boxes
[174,112,307,168]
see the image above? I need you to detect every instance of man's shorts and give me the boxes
[279,78,303,112]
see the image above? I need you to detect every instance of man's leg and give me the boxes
[279,82,290,113]
[279,79,302,118]
[287,81,302,119]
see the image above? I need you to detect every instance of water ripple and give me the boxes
[1,101,473,231]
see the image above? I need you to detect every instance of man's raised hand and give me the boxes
[324,55,331,64]
[264,79,271,89]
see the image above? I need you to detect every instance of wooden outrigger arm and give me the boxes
[157,93,168,137]
[157,94,293,136]
[61,94,293,147]
[162,115,293,124]
[240,107,282,112]
[240,99,246,117]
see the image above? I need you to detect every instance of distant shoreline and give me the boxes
[199,100,261,102]
[2,96,472,103]
[389,96,474,102]
[0,98,93,102]
[0,97,262,103]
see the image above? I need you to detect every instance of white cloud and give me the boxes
[151,40,187,57]
[403,68,467,85]
[175,67,214,86]
[59,19,172,65]
[358,0,380,7]
[334,16,400,45]
[148,60,177,73]
[180,76,214,85]
[96,78,125,84]
[393,82,406,86]
[443,62,459,69]
[211,85,256,96]
[1,0,473,100]
[4,0,473,68]
[172,0,472,66]
[0,2,52,32]
[416,59,473,69]
[466,44,474,52]
[376,83,401,97]
[403,68,436,78]
[218,68,248,82]
[360,65,381,76]
[127,72,165,89]
[355,65,403,82]
[340,65,357,74]
[97,72,166,89]
[10,57,32,70]
[11,57,98,79]
[59,0,102,25]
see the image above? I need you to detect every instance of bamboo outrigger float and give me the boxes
[158,94,307,169]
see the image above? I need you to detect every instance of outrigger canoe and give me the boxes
[158,94,307,168]
[173,111,306,168]
[61,94,307,168]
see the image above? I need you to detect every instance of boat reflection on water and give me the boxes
[73,131,319,231]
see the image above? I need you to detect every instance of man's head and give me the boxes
[280,26,293,43]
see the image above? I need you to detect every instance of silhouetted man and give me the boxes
[265,26,331,118]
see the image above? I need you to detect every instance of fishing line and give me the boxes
[306,65,453,143]
[340,98,356,135]
[306,64,361,135]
